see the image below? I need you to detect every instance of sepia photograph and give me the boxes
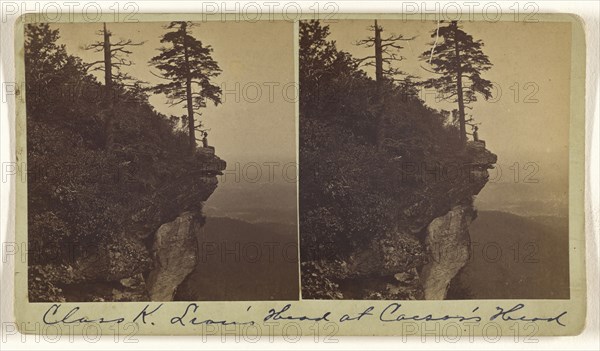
[299,19,571,300]
[6,8,590,339]
[25,20,298,302]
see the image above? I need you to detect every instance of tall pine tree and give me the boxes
[150,21,222,151]
[420,21,492,145]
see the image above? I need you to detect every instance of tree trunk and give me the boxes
[374,20,383,92]
[374,20,385,150]
[182,22,196,152]
[102,23,115,150]
[452,21,467,146]
[103,23,113,95]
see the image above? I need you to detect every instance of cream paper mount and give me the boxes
[14,12,586,337]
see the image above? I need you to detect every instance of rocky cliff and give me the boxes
[420,204,474,299]
[30,150,226,302]
[32,139,495,302]
[145,211,202,301]
[302,142,497,300]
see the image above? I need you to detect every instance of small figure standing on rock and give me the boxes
[472,125,479,142]
[201,131,209,148]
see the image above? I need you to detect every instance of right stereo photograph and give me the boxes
[298,19,571,301]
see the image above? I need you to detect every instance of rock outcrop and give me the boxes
[140,152,226,301]
[145,212,200,301]
[420,204,474,299]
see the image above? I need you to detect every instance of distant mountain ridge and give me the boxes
[203,181,297,225]
[476,182,568,218]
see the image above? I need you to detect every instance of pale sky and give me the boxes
[53,21,296,166]
[326,20,571,196]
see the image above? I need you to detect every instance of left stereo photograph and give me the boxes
[22,20,299,302]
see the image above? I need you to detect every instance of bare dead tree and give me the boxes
[83,23,145,149]
[354,20,416,92]
[354,20,416,150]
[83,22,145,93]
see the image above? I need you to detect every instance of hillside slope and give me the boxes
[448,211,569,299]
[175,217,299,300]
